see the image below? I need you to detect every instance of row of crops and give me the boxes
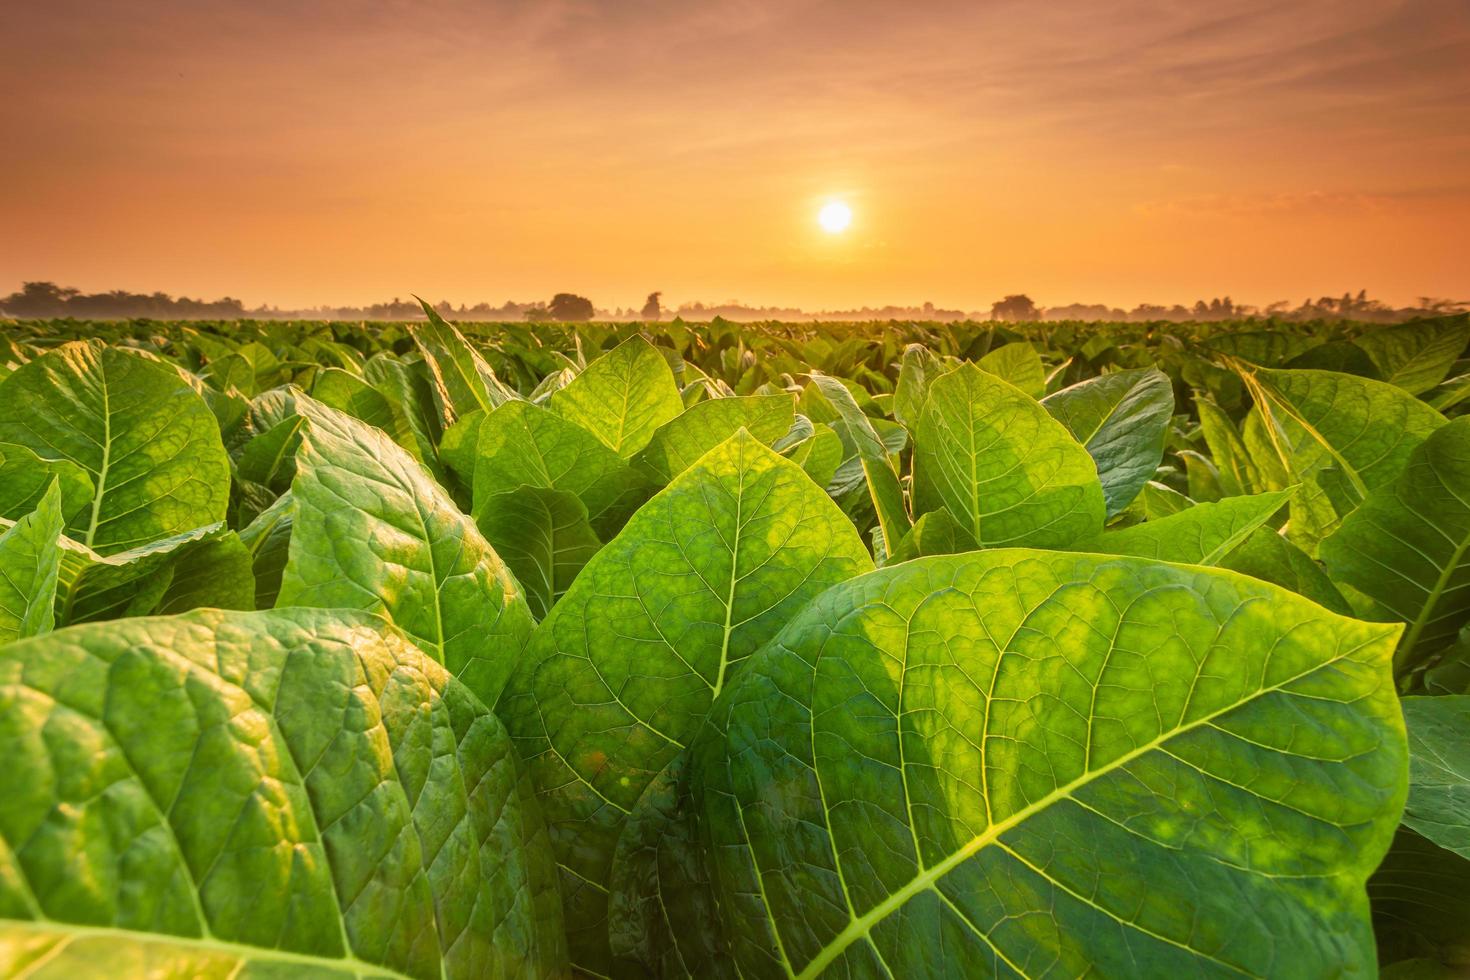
[1,310,1467,978]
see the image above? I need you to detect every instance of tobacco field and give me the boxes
[1,310,1468,978]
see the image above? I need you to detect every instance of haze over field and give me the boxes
[3,0,1468,312]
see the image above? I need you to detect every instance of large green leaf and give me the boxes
[1321,417,1470,675]
[477,485,602,619]
[0,443,92,525]
[893,344,946,429]
[1195,397,1255,497]
[363,353,443,472]
[1370,827,1470,972]
[475,400,649,540]
[887,508,978,564]
[54,522,226,626]
[238,490,293,608]
[1204,330,1318,367]
[1356,318,1470,396]
[680,551,1405,977]
[1043,367,1174,516]
[1370,696,1470,970]
[1397,696,1470,859]
[153,531,256,615]
[1220,527,1354,616]
[437,407,486,488]
[776,417,845,490]
[976,342,1045,398]
[0,341,229,554]
[636,394,795,484]
[496,431,872,974]
[310,365,401,437]
[409,301,519,425]
[277,395,534,706]
[608,752,732,980]
[235,414,304,497]
[809,375,910,550]
[1242,367,1447,551]
[0,481,63,645]
[1139,481,1194,519]
[0,608,566,978]
[551,336,683,458]
[913,363,1105,548]
[1083,488,1293,565]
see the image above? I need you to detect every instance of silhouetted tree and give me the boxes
[0,280,246,318]
[991,294,1039,322]
[640,291,662,321]
[548,293,595,322]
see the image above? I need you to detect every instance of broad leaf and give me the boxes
[477,485,602,619]
[154,531,256,614]
[888,508,978,564]
[1356,318,1470,395]
[893,343,945,429]
[0,481,63,644]
[235,414,304,495]
[0,443,92,525]
[1221,528,1354,616]
[409,300,518,424]
[475,400,649,540]
[977,341,1045,398]
[776,417,845,489]
[1398,696,1470,859]
[1370,696,1470,971]
[1285,340,1382,378]
[496,431,872,974]
[55,522,226,626]
[681,550,1405,977]
[438,407,486,487]
[1139,481,1194,519]
[1195,397,1255,497]
[0,608,567,978]
[1205,330,1318,366]
[1084,488,1293,565]
[1178,448,1225,501]
[1321,417,1470,674]
[810,375,910,549]
[239,490,293,608]
[1242,367,1446,551]
[609,753,732,980]
[1043,367,1174,516]
[311,365,401,435]
[636,394,794,484]
[0,341,229,554]
[913,363,1105,548]
[552,335,683,458]
[277,395,534,706]
[363,353,443,471]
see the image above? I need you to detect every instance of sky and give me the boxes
[3,0,1468,312]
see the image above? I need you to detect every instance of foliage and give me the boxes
[1,311,1468,977]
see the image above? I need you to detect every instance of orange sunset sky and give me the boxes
[3,0,1468,312]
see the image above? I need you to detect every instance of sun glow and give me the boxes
[818,201,852,234]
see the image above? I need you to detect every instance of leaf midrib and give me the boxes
[790,635,1380,979]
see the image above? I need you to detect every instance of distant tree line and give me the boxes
[1003,290,1467,324]
[3,281,1464,324]
[0,281,250,319]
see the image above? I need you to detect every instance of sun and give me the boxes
[818,201,852,234]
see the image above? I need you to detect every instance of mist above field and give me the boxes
[3,1,1468,309]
